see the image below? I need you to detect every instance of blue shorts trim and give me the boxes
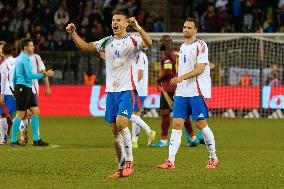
[105,90,134,123]
[172,96,209,120]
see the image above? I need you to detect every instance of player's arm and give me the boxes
[37,56,51,96]
[39,70,51,96]
[157,61,173,85]
[129,17,152,47]
[66,23,96,51]
[170,63,206,85]
[24,59,53,80]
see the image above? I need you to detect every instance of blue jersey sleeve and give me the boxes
[23,58,44,80]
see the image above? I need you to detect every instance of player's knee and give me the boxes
[116,116,128,130]
[196,119,207,129]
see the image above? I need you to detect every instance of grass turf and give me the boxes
[0,117,283,189]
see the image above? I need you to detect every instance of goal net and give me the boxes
[145,33,284,119]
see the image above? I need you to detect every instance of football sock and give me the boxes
[11,117,21,143]
[161,113,170,139]
[168,129,182,164]
[0,118,7,140]
[114,132,126,169]
[130,114,151,134]
[200,126,217,160]
[31,116,40,141]
[131,122,140,142]
[121,127,133,162]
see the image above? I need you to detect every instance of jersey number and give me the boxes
[115,50,120,58]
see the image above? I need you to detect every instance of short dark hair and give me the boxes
[185,17,199,30]
[2,43,14,55]
[20,38,32,50]
[113,10,128,19]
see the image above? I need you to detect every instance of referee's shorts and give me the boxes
[14,84,38,111]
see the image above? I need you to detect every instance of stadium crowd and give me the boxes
[0,0,284,51]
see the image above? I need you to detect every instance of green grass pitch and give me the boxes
[0,117,283,189]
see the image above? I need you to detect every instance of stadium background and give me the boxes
[2,0,281,118]
[0,1,284,188]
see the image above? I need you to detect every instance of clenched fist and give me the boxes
[66,23,76,33]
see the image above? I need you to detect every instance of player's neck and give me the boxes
[184,36,197,45]
[114,31,128,40]
[3,55,11,59]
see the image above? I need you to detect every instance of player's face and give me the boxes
[26,42,35,54]
[183,21,197,39]
[112,14,129,36]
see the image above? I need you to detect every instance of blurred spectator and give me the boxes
[231,0,242,32]
[240,73,252,86]
[54,5,69,27]
[263,7,276,32]
[84,68,96,86]
[201,5,218,32]
[152,15,165,32]
[243,0,255,32]
[266,64,280,86]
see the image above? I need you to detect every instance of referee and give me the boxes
[11,38,54,146]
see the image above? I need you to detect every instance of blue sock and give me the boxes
[11,117,21,143]
[31,116,40,141]
[197,130,204,141]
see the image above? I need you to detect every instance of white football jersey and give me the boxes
[0,57,16,95]
[176,39,211,98]
[93,34,145,92]
[30,54,46,95]
[132,51,148,97]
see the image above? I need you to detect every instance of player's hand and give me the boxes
[99,51,106,60]
[46,69,55,77]
[170,77,183,85]
[128,17,141,30]
[66,23,76,34]
[45,87,51,97]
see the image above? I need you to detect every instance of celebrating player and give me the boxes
[66,11,152,178]
[157,17,219,169]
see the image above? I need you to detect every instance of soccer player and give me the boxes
[157,17,219,169]
[131,51,156,148]
[66,11,152,178]
[20,52,52,144]
[10,38,54,147]
[99,50,156,149]
[0,43,16,144]
[150,35,199,147]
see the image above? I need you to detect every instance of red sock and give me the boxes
[184,119,195,137]
[6,117,12,136]
[161,113,170,140]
